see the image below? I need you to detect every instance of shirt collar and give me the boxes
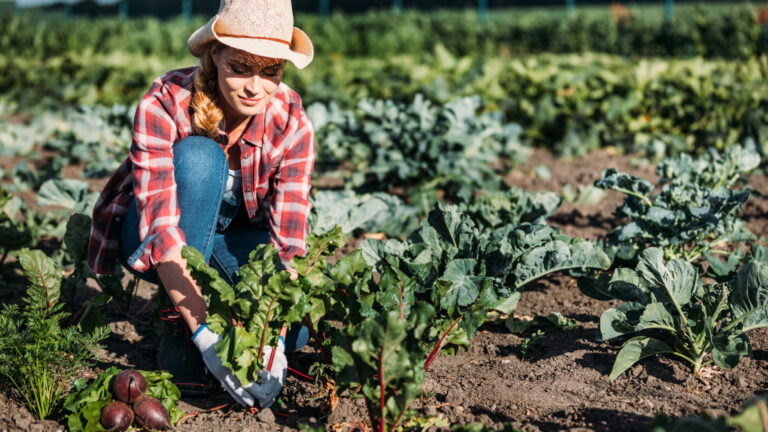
[216,111,265,148]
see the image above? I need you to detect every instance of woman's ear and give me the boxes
[210,43,221,67]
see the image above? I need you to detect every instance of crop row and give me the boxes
[4,51,768,159]
[1,107,767,428]
[3,5,768,60]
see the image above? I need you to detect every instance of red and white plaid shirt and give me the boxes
[88,67,315,274]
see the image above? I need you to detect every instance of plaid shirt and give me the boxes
[88,67,315,274]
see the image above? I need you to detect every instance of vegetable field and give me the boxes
[2,4,768,432]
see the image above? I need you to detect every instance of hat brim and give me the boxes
[188,15,314,70]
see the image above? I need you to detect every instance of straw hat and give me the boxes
[188,0,313,70]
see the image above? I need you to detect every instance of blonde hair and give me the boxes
[191,43,224,139]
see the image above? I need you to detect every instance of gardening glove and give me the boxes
[244,336,287,408]
[191,324,255,407]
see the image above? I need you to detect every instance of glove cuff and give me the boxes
[192,325,218,352]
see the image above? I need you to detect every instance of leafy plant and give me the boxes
[596,166,754,264]
[652,394,768,432]
[520,329,546,359]
[362,203,609,364]
[0,186,33,267]
[182,227,347,384]
[309,95,530,205]
[579,247,768,378]
[333,303,434,432]
[0,249,109,419]
[61,214,131,333]
[457,187,561,229]
[309,190,419,237]
[63,366,184,432]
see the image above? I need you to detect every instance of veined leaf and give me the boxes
[609,336,674,380]
[637,248,696,307]
[729,262,768,332]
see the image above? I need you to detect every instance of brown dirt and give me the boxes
[2,148,768,431]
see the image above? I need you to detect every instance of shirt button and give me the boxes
[244,154,250,160]
[246,187,250,192]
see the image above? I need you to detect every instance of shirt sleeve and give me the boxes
[269,108,315,267]
[128,81,186,272]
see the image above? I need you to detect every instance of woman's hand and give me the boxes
[192,324,255,407]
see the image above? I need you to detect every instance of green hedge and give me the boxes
[3,5,768,60]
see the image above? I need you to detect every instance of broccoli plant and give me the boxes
[596,169,753,264]
[579,247,768,378]
[596,145,759,265]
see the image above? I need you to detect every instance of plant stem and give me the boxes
[379,345,385,432]
[303,316,332,365]
[258,295,279,362]
[424,316,462,371]
[612,186,654,207]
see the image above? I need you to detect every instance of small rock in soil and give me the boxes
[736,375,748,388]
[256,408,275,423]
[13,413,31,430]
[425,405,438,417]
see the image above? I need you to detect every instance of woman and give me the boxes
[87,0,315,408]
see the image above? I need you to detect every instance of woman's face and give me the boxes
[211,44,286,120]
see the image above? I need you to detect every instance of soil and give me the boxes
[1,147,767,432]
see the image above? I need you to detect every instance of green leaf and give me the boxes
[334,303,435,431]
[438,258,480,308]
[727,396,768,432]
[37,178,98,214]
[636,302,677,332]
[637,248,696,307]
[711,332,750,370]
[599,303,645,341]
[609,336,674,380]
[729,262,768,332]
[17,248,62,313]
[511,237,611,289]
[64,214,92,262]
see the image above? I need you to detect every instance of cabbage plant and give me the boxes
[580,248,768,378]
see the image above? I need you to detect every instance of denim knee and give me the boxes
[173,136,227,189]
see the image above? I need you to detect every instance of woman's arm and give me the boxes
[156,249,207,332]
[129,75,187,273]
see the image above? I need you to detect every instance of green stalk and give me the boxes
[611,186,653,207]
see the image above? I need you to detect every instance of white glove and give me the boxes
[244,337,287,408]
[192,325,254,407]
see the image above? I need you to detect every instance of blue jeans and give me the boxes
[118,136,307,352]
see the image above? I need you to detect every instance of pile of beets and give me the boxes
[101,370,171,431]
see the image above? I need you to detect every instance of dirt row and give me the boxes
[1,148,767,431]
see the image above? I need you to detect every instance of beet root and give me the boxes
[100,401,134,432]
[133,395,171,430]
[112,369,147,403]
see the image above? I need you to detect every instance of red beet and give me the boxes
[100,401,133,432]
[133,395,171,430]
[112,369,147,403]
